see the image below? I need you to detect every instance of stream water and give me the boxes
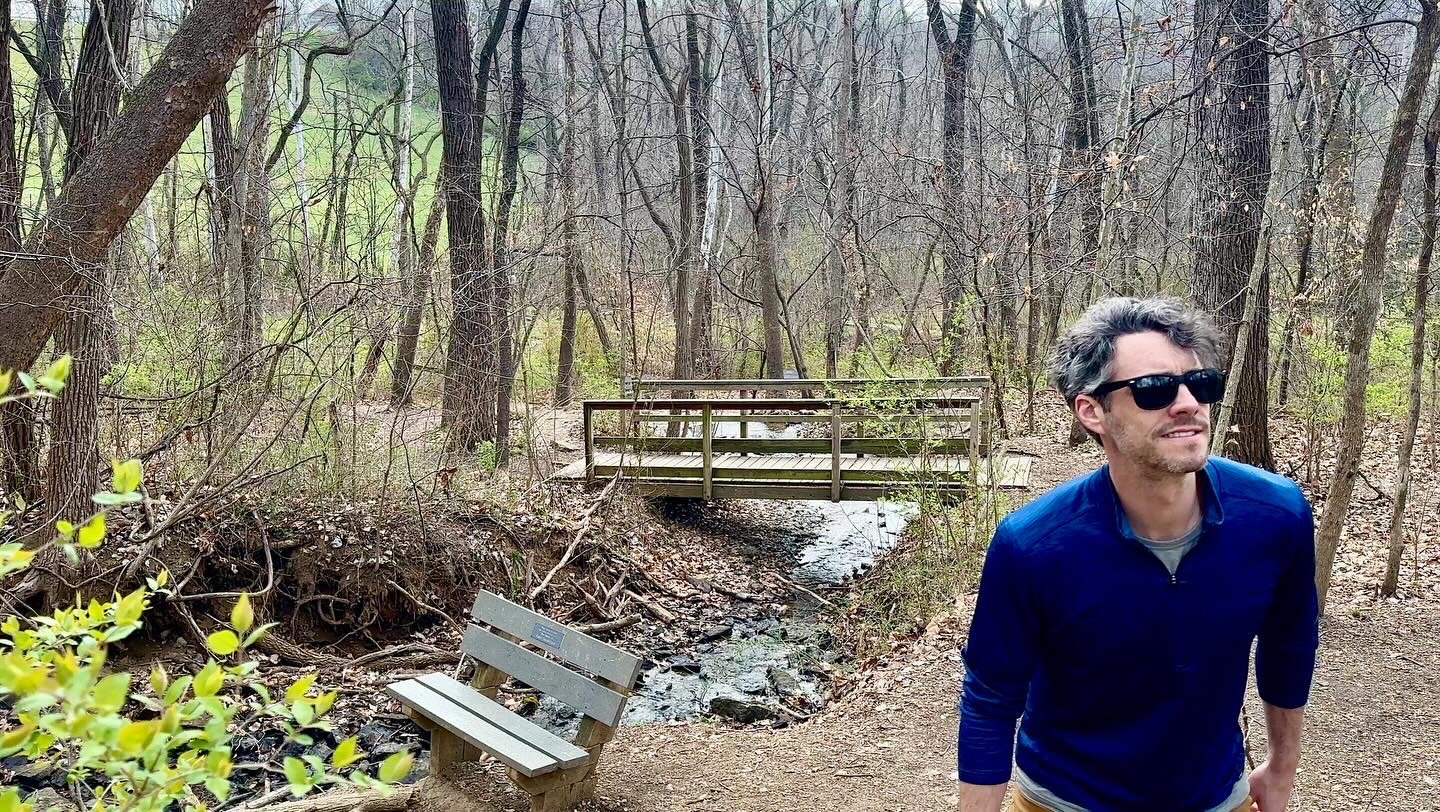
[617,496,915,727]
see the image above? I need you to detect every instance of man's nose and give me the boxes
[1169,383,1203,414]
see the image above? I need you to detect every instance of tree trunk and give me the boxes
[555,0,581,407]
[1382,80,1440,597]
[1189,0,1274,469]
[432,0,512,452]
[0,0,38,503]
[826,0,859,379]
[45,0,137,537]
[1057,0,1102,284]
[685,5,714,379]
[391,187,444,407]
[1315,0,1439,614]
[724,0,787,379]
[927,0,978,369]
[490,0,533,466]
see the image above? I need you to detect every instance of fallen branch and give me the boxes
[244,782,420,811]
[575,613,641,635]
[623,588,676,624]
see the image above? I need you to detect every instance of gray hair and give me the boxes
[1048,297,1225,406]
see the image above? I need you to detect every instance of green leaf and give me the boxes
[0,371,10,398]
[285,673,316,703]
[332,736,362,769]
[54,519,74,538]
[205,777,232,804]
[111,459,142,495]
[117,720,157,756]
[377,750,414,784]
[283,756,310,793]
[242,622,278,649]
[230,593,254,635]
[92,672,131,713]
[292,701,314,727]
[91,491,142,506]
[207,630,239,657]
[0,786,34,812]
[193,662,224,698]
[77,514,105,549]
[16,372,35,392]
[41,356,71,388]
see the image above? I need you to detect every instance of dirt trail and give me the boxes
[431,602,1439,812]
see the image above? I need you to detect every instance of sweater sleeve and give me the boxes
[1255,495,1320,709]
[957,523,1040,785]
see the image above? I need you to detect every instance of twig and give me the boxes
[775,574,840,609]
[529,474,621,600]
[386,578,458,627]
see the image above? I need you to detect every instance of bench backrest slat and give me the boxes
[461,624,629,728]
[470,590,642,689]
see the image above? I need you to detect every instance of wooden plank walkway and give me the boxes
[555,451,1032,499]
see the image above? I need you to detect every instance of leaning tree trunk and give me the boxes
[390,187,444,408]
[1382,79,1440,597]
[0,0,277,376]
[1189,0,1274,469]
[1315,0,1439,614]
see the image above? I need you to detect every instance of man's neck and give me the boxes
[1107,458,1201,541]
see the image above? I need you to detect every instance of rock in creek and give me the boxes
[708,696,782,724]
[666,654,703,674]
[767,667,803,697]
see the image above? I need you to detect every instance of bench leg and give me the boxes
[513,763,595,812]
[429,730,479,777]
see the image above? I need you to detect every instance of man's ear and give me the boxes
[1074,394,1106,439]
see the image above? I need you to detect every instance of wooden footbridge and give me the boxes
[555,378,1032,502]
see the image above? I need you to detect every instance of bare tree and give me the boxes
[1382,78,1440,597]
[927,0,978,370]
[1314,0,1439,613]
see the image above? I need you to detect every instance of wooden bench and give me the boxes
[386,589,642,811]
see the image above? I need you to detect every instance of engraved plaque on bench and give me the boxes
[532,621,566,651]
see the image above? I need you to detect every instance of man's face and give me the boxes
[1074,331,1211,476]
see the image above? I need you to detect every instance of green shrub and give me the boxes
[0,360,411,812]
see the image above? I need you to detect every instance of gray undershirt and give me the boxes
[1014,522,1251,811]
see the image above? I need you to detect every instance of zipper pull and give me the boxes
[1170,573,1178,586]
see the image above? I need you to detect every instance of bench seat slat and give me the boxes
[386,677,570,777]
[461,624,629,727]
[413,673,590,767]
[471,590,642,689]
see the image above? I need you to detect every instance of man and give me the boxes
[957,297,1319,811]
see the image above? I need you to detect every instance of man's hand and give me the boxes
[1247,758,1297,811]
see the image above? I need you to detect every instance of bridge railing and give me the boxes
[581,394,987,501]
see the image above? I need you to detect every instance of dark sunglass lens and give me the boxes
[1188,370,1225,403]
[1130,378,1180,410]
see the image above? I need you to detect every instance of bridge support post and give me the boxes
[830,405,842,502]
[702,404,713,501]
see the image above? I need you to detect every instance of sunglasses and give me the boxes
[1089,368,1226,410]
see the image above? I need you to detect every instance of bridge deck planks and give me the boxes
[557,451,1031,490]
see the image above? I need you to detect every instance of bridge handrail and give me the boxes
[621,376,991,395]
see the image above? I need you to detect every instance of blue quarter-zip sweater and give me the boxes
[957,456,1319,810]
